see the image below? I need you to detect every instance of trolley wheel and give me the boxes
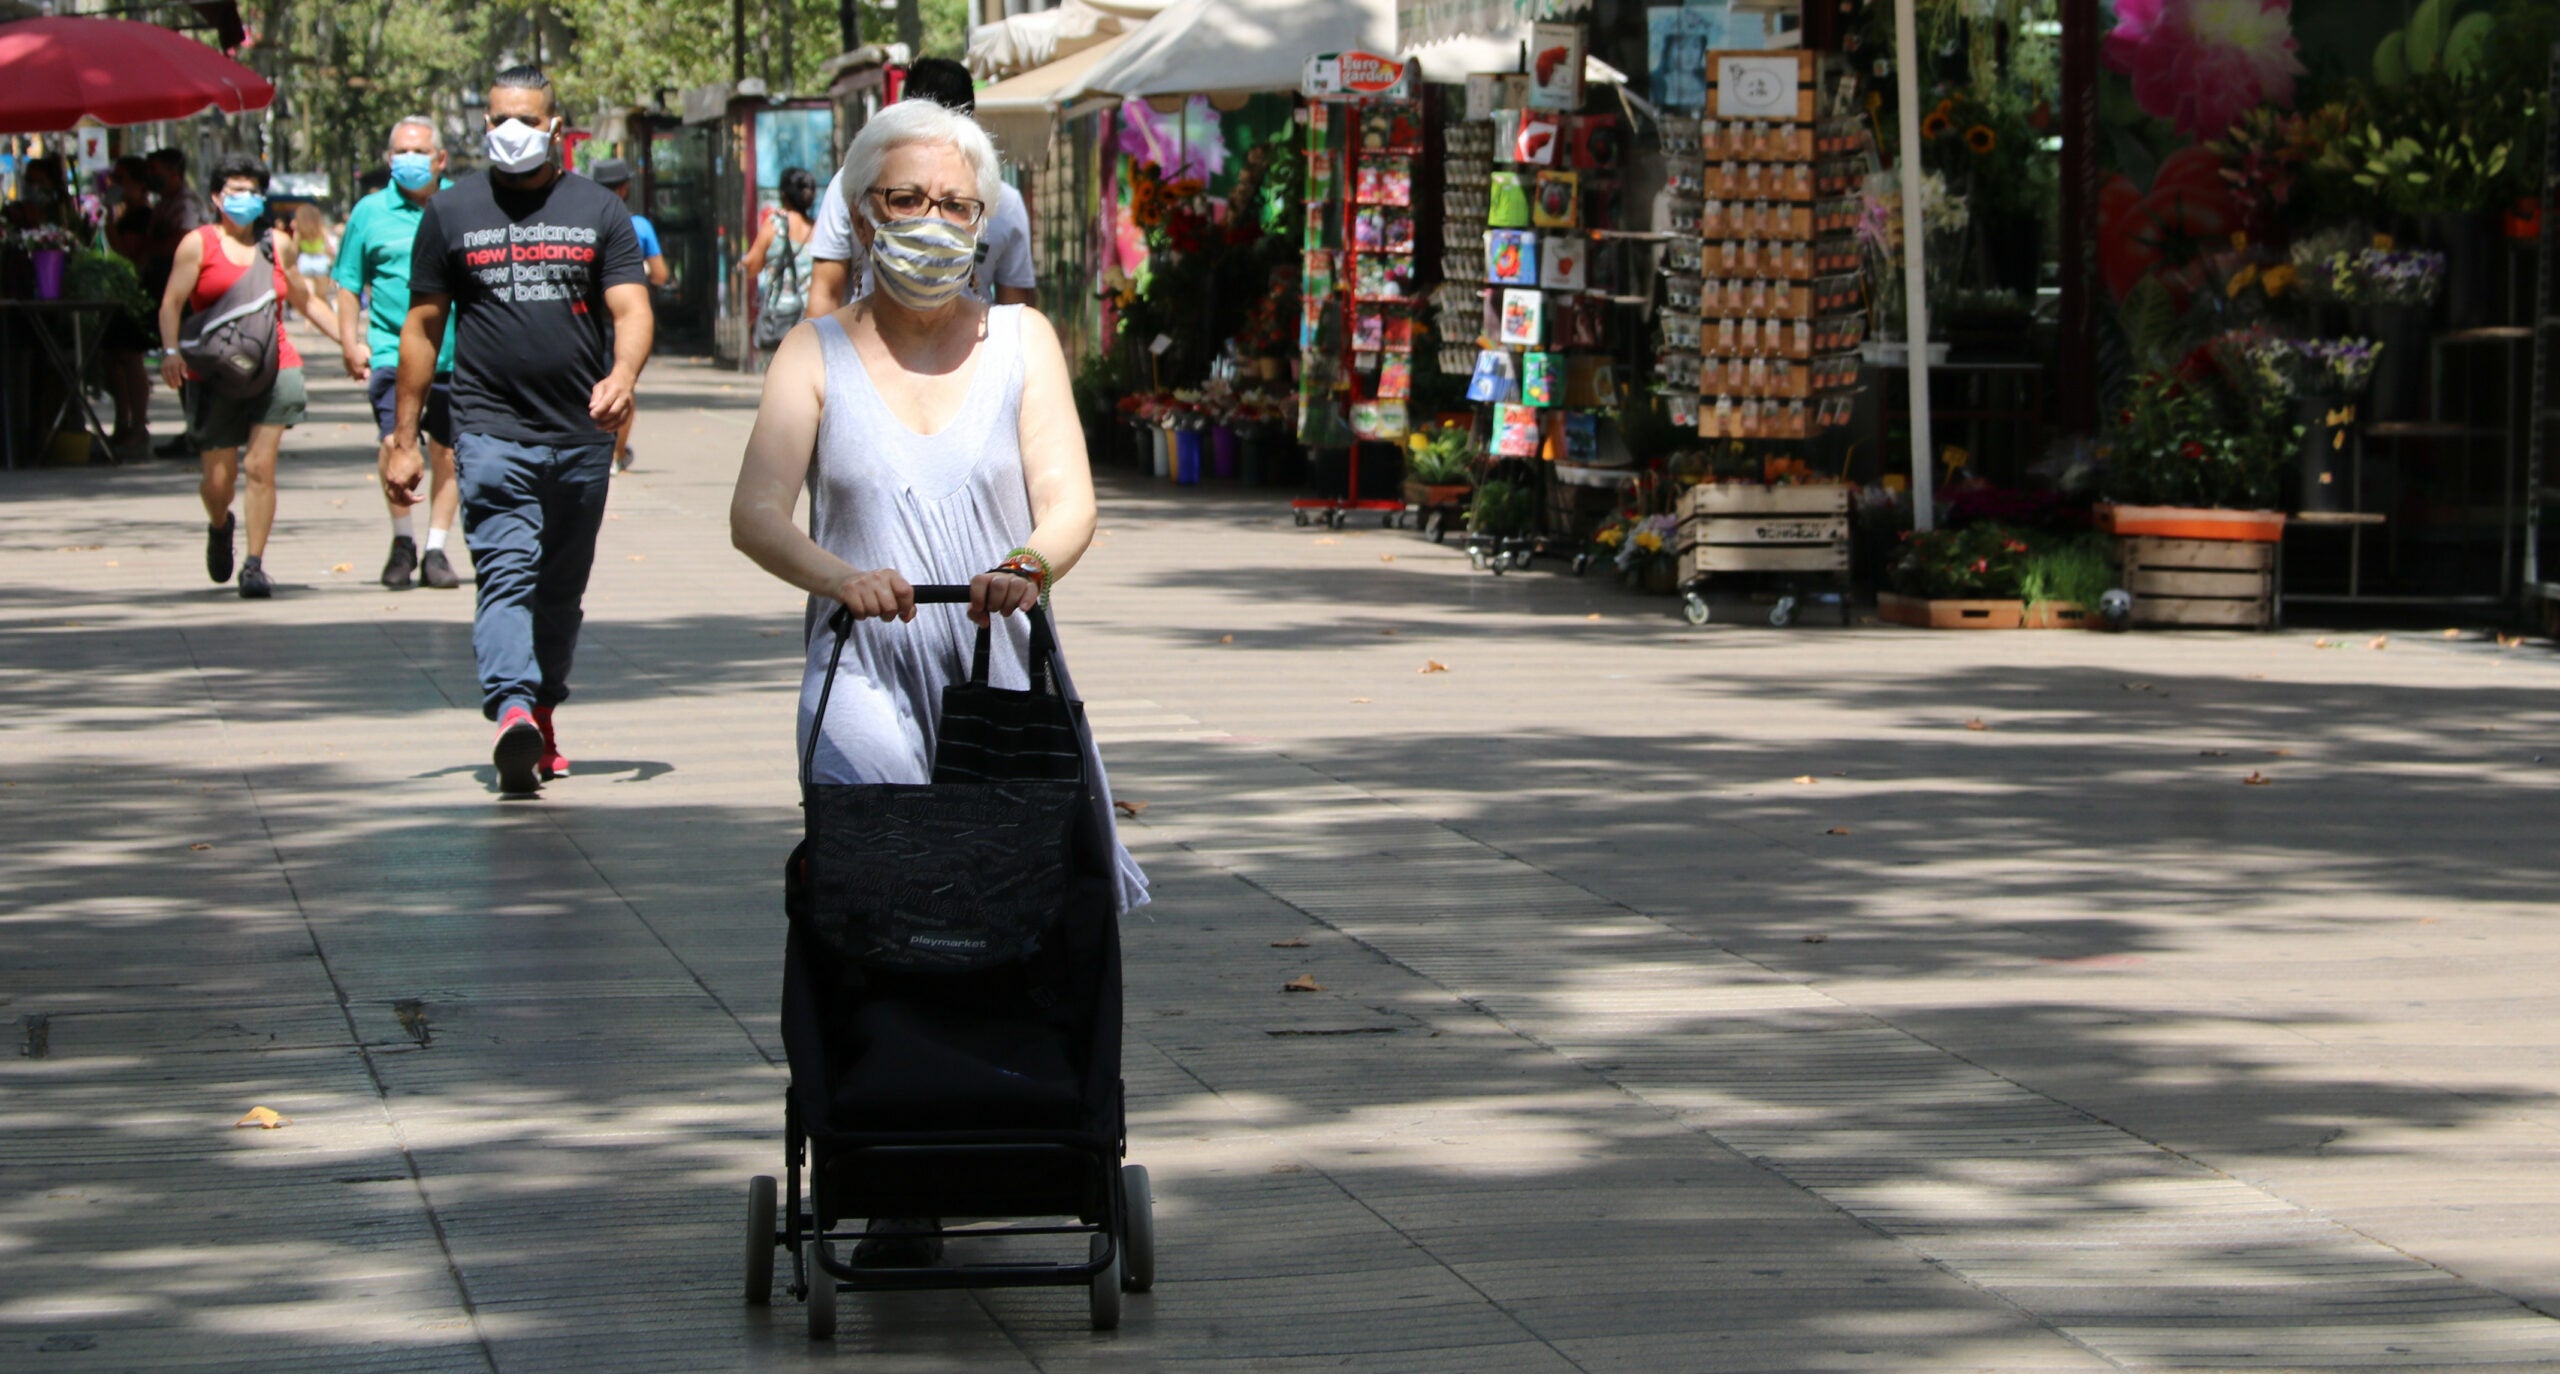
[744,1176,778,1305]
[1424,511,1444,542]
[1683,593,1712,627]
[805,1240,837,1340]
[1088,1233,1124,1330]
[1469,547,1487,571]
[1329,509,1346,530]
[1294,510,1309,527]
[1516,549,1535,571]
[1121,1165,1156,1293]
[1770,596,1797,628]
[1571,553,1591,576]
[1383,511,1399,529]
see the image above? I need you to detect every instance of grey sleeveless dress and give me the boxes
[796,307,1149,915]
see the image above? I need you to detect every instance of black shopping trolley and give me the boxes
[742,585,1154,1337]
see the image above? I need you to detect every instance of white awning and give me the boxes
[965,0,1170,79]
[976,32,1133,170]
[1066,0,1618,102]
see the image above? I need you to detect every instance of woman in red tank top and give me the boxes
[156,153,332,598]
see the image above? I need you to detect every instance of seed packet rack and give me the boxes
[1295,52,1427,529]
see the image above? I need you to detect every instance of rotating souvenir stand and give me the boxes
[1293,53,1424,529]
[1669,50,1871,625]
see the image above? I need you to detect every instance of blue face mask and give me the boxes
[219,192,267,225]
[389,152,436,191]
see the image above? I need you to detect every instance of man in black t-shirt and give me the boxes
[387,65,654,795]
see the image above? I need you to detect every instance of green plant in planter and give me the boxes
[1405,425,1473,486]
[1886,523,2036,601]
[2019,534,2115,609]
[2328,0,2544,217]
[1465,477,1536,537]
[2102,368,2297,511]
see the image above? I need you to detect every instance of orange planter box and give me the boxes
[1878,594,2094,630]
[2094,503,2285,542]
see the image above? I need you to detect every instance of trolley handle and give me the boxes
[804,582,1057,793]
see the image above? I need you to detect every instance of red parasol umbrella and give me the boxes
[0,16,274,134]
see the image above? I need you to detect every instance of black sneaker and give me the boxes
[419,547,460,589]
[493,706,544,795]
[156,434,198,460]
[237,556,271,599]
[206,515,235,584]
[382,535,418,589]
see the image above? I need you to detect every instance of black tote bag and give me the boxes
[798,598,1090,976]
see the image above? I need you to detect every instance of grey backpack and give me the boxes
[177,237,281,399]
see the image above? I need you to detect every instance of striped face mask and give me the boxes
[866,212,978,311]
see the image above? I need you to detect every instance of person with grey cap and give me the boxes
[590,157,666,472]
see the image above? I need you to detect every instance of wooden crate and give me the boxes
[1676,484,1850,582]
[2118,536,2275,628]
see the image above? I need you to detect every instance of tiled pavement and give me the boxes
[5,342,2560,1371]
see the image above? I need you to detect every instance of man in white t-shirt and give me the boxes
[806,56,1037,317]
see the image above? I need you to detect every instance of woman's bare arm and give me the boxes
[741,211,777,281]
[1012,308,1098,582]
[728,324,925,622]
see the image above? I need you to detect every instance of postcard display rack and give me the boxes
[1294,54,1428,528]
[1663,50,1869,624]
[1450,23,1646,569]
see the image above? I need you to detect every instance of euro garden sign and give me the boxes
[1303,52,1419,100]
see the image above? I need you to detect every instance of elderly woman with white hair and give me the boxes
[729,99,1148,919]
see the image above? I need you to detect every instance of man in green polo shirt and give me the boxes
[335,116,463,590]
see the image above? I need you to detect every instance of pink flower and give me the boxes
[2105,0,2304,141]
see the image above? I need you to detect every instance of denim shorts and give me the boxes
[367,367,455,448]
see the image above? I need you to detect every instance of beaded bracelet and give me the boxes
[996,546,1052,607]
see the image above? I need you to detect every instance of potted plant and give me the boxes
[2096,360,2295,541]
[1880,523,2038,627]
[1403,423,1473,509]
[1465,477,1536,541]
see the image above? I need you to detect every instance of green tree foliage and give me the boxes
[254,0,972,198]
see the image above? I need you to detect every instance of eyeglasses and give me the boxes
[866,186,986,228]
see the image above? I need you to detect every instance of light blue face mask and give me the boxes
[389,152,436,191]
[219,192,267,225]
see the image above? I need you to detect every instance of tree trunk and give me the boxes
[896,0,921,55]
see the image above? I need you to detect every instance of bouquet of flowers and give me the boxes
[5,224,77,254]
[2281,337,2382,396]
[2353,247,2444,306]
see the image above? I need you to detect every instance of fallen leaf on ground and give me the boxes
[1313,537,1339,546]
[1824,827,1852,836]
[234,1106,290,1129]
[328,498,345,508]
[1420,661,1449,674]
[1378,554,1397,563]
[2120,681,2152,691]
[2497,633,2525,649]
[2444,628,2463,639]
[1269,938,1310,948]
[190,842,213,851]
[1585,613,1602,621]
[1965,718,1989,731]
[2242,772,2272,786]
[103,560,119,568]
[2198,749,2230,758]
[1350,697,1372,703]
[329,563,352,573]
[1792,775,1818,785]
[54,544,100,553]
[1113,800,1149,817]
[2368,635,2389,650]
[1218,634,1234,644]
[627,555,645,562]
[2268,748,2294,757]
[1282,975,1324,993]
[1380,628,1398,636]
[1801,934,1828,944]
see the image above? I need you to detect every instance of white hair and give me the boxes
[837,99,1003,229]
[389,115,442,151]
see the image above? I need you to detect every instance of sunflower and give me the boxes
[1964,124,1996,154]
[1921,111,1954,140]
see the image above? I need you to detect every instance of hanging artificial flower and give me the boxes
[2104,0,2305,141]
